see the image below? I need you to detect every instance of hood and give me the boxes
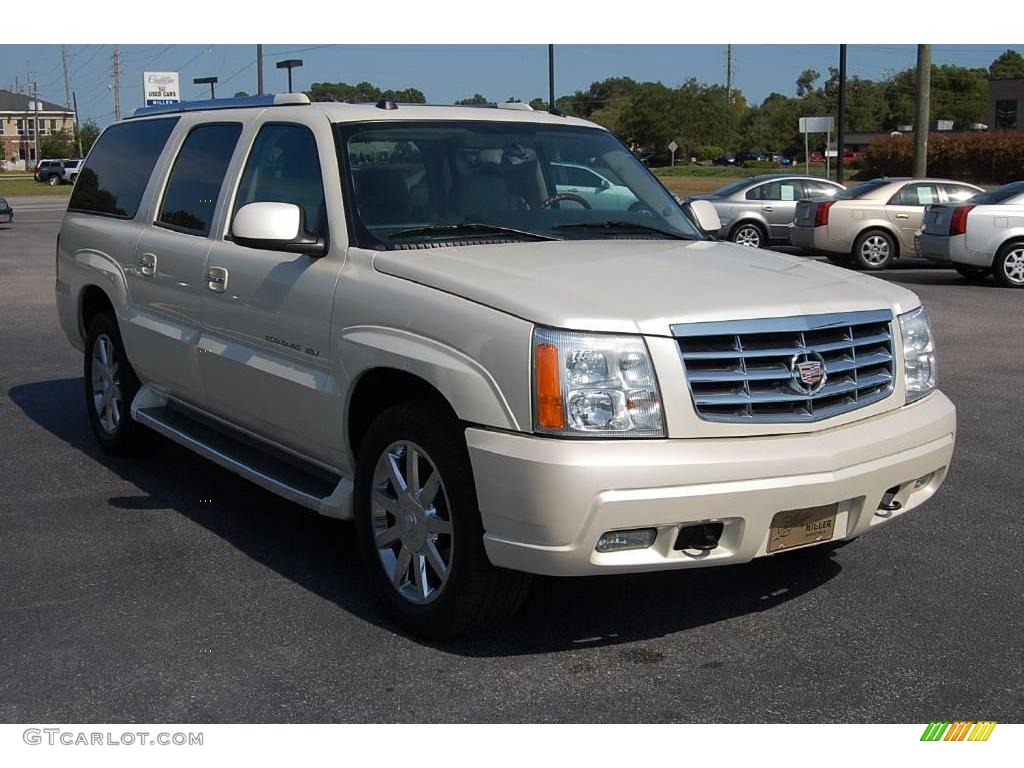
[372,239,920,336]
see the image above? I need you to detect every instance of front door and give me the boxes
[757,178,803,240]
[886,182,940,253]
[198,121,343,463]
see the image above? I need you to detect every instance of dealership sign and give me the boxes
[144,72,180,106]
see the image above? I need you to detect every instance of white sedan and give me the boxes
[550,162,640,211]
[918,181,1024,288]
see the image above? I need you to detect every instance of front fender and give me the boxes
[339,325,520,431]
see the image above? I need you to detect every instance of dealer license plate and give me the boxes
[767,504,838,553]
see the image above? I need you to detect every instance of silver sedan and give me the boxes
[694,174,844,248]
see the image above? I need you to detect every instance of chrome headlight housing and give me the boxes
[899,305,937,403]
[533,326,665,437]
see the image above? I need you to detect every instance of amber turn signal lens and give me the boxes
[535,342,565,429]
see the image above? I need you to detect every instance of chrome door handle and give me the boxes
[139,253,157,277]
[895,213,910,219]
[206,266,228,293]
[764,206,774,212]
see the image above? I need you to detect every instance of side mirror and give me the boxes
[687,199,722,235]
[231,202,326,257]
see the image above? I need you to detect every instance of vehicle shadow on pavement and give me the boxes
[10,377,843,656]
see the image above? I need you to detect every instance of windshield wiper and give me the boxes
[553,220,695,240]
[389,223,560,241]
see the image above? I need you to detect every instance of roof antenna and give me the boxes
[375,99,398,110]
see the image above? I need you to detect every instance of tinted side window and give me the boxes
[233,123,325,236]
[759,180,801,201]
[69,118,178,218]
[891,183,939,206]
[564,166,601,187]
[157,123,242,236]
[805,181,840,198]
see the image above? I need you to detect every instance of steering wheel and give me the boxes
[540,192,591,210]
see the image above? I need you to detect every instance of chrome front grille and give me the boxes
[672,310,895,422]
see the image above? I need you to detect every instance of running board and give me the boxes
[132,393,353,520]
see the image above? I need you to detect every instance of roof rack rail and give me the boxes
[128,92,310,119]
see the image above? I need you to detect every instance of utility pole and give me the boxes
[61,45,72,110]
[836,44,847,185]
[726,44,734,104]
[112,45,121,122]
[73,91,83,158]
[548,44,555,112]
[256,44,264,95]
[913,44,931,178]
[32,80,40,166]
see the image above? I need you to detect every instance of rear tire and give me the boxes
[730,221,767,249]
[47,175,60,186]
[353,401,532,638]
[993,241,1024,289]
[852,229,896,270]
[83,311,151,455]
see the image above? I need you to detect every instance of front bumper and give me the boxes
[467,392,955,576]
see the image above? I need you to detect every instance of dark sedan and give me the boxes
[0,196,13,225]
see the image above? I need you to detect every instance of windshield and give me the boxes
[834,179,892,200]
[335,120,702,248]
[967,181,1024,206]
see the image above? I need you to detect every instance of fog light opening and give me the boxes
[673,522,724,552]
[595,528,658,553]
[913,472,934,489]
[877,485,903,516]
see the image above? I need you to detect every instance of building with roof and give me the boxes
[0,89,77,170]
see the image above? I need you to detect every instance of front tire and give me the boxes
[354,402,532,638]
[83,311,151,454]
[730,222,767,248]
[47,174,60,187]
[852,229,896,270]
[993,242,1024,288]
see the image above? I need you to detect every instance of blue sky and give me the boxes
[3,44,1020,126]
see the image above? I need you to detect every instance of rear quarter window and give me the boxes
[69,117,179,218]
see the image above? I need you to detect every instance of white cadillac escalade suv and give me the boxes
[55,94,956,637]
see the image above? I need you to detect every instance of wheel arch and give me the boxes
[78,284,117,342]
[346,367,460,462]
[728,216,768,242]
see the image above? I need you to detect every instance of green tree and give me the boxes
[528,97,547,110]
[234,91,250,98]
[989,49,1024,79]
[306,81,424,104]
[39,129,76,159]
[76,120,101,157]
[796,69,820,97]
[455,93,489,105]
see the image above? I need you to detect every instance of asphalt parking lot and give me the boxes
[2,199,1022,723]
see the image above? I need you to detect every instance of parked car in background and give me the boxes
[713,153,737,166]
[791,178,984,270]
[550,162,640,211]
[0,196,12,225]
[34,158,83,186]
[695,174,844,248]
[734,149,771,165]
[918,180,1024,288]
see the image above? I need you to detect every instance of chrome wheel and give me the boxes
[1002,247,1024,285]
[90,334,122,434]
[733,225,762,248]
[371,440,453,605]
[860,234,891,266]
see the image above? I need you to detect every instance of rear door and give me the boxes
[757,178,803,240]
[131,120,243,403]
[886,182,940,253]
[198,120,343,462]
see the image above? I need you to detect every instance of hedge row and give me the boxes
[864,131,1024,184]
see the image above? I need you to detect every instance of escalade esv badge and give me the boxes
[791,350,827,394]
